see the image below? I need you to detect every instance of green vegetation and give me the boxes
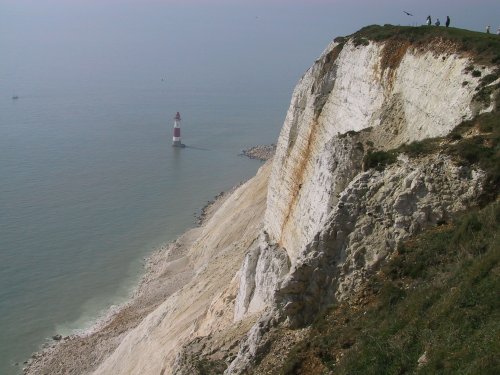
[363,150,397,171]
[480,73,499,87]
[398,138,441,157]
[193,358,227,375]
[473,72,500,107]
[362,105,500,203]
[333,36,346,44]
[352,36,370,47]
[280,202,500,375]
[351,24,500,66]
[447,111,500,204]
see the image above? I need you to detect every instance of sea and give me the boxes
[0,76,292,372]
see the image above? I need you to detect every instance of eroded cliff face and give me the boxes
[226,36,496,373]
[265,39,490,266]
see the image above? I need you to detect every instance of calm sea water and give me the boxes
[0,80,288,372]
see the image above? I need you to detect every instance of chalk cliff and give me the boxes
[226,27,498,373]
[25,25,499,375]
[264,36,490,265]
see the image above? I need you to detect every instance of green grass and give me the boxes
[351,25,500,66]
[361,108,500,203]
[279,202,500,375]
[447,111,500,204]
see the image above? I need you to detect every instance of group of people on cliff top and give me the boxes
[425,15,499,34]
[426,15,450,27]
[485,25,500,35]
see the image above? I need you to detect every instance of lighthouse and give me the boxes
[172,112,185,147]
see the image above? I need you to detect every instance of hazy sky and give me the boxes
[1,0,500,95]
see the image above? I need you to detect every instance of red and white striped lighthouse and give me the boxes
[172,112,185,147]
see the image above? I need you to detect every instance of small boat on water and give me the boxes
[12,95,19,100]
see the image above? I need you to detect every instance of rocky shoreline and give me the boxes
[240,144,276,161]
[194,183,242,225]
[22,238,193,374]
[21,181,241,375]
[22,148,272,375]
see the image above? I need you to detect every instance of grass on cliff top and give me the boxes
[280,201,500,375]
[350,24,500,66]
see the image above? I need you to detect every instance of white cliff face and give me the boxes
[390,50,482,141]
[263,41,383,266]
[233,234,289,321]
[264,39,489,266]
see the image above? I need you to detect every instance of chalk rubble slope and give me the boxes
[91,161,271,375]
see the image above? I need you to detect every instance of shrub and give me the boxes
[193,358,227,374]
[353,37,370,47]
[454,138,490,164]
[398,139,438,157]
[473,85,494,107]
[363,150,397,171]
[480,73,499,86]
[449,132,463,140]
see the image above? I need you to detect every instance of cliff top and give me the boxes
[338,24,500,66]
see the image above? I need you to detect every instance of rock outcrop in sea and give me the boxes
[25,25,500,375]
[240,144,276,161]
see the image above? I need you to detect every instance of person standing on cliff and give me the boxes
[497,27,500,35]
[426,15,431,25]
[486,25,491,34]
[446,16,450,28]
[435,18,441,26]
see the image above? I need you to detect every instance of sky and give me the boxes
[1,0,500,96]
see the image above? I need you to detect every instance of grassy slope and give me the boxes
[280,202,500,375]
